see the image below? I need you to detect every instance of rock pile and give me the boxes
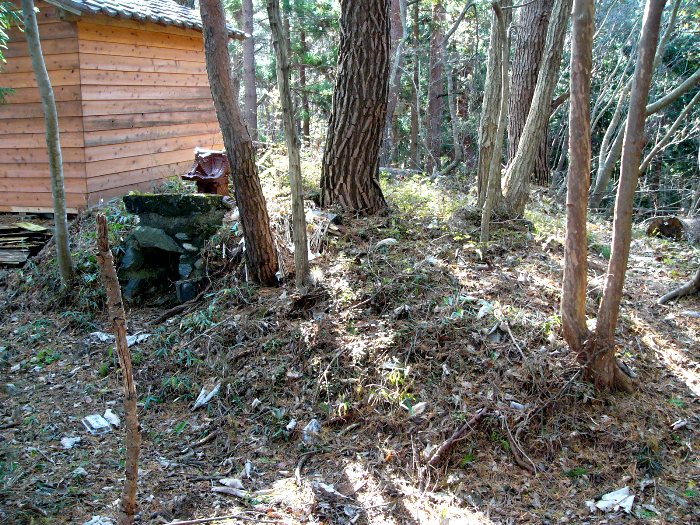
[119,194,228,303]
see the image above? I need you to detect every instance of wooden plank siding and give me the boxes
[0,1,86,213]
[77,16,223,204]
[0,2,224,213]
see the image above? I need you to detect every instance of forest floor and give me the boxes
[1,156,699,525]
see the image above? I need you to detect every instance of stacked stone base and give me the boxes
[119,194,228,303]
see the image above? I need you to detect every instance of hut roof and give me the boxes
[46,0,245,39]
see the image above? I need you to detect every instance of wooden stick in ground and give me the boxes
[96,213,141,525]
[427,407,488,468]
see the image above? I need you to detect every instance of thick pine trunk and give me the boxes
[425,1,445,174]
[507,0,554,187]
[21,0,74,285]
[593,0,666,392]
[320,0,389,214]
[200,0,279,286]
[242,0,258,140]
[268,0,310,289]
[502,0,572,217]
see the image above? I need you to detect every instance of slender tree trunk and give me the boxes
[320,0,389,214]
[21,0,74,285]
[299,28,311,141]
[480,1,509,243]
[96,214,141,525]
[242,0,258,140]
[507,0,554,186]
[425,1,445,174]
[502,0,572,217]
[382,0,407,166]
[200,0,279,285]
[561,0,594,364]
[409,1,420,168]
[594,1,666,392]
[267,0,310,290]
[476,7,504,208]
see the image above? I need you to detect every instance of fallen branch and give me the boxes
[151,289,206,325]
[658,267,700,305]
[427,407,488,468]
[165,513,282,525]
[96,214,141,525]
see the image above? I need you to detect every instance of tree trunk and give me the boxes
[425,0,445,174]
[200,0,279,286]
[21,0,74,285]
[267,0,310,290]
[480,1,509,243]
[476,7,504,208]
[299,28,311,141]
[320,0,389,214]
[409,1,420,168]
[502,0,572,217]
[507,0,554,186]
[594,0,666,391]
[561,0,594,365]
[96,214,141,525]
[241,0,258,140]
[381,0,407,166]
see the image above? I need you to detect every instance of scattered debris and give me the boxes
[61,436,81,449]
[586,486,635,514]
[88,332,152,346]
[192,381,221,411]
[103,409,121,427]
[302,419,321,444]
[82,414,112,435]
[73,467,88,478]
[83,516,115,525]
[374,238,398,250]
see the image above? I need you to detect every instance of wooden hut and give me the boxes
[0,0,243,213]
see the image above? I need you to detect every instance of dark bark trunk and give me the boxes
[593,0,666,392]
[425,0,445,174]
[242,0,258,140]
[200,0,279,286]
[320,0,389,214]
[507,0,554,186]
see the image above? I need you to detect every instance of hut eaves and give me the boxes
[44,0,246,39]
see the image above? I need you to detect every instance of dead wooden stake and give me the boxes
[96,213,141,525]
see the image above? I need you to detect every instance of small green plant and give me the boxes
[459,451,475,467]
[565,467,589,479]
[33,348,61,366]
[489,431,510,451]
[98,362,111,378]
[684,481,698,499]
[669,397,686,408]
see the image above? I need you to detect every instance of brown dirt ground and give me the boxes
[0,171,698,525]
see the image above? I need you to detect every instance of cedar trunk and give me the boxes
[21,0,74,285]
[425,0,445,174]
[592,0,666,391]
[507,0,554,186]
[299,28,311,141]
[561,0,594,362]
[267,0,310,289]
[242,0,258,140]
[200,0,279,285]
[382,0,407,166]
[320,0,389,214]
[502,0,572,217]
[409,1,420,168]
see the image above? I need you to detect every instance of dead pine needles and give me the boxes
[96,213,141,525]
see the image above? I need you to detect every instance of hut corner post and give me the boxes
[95,214,141,525]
